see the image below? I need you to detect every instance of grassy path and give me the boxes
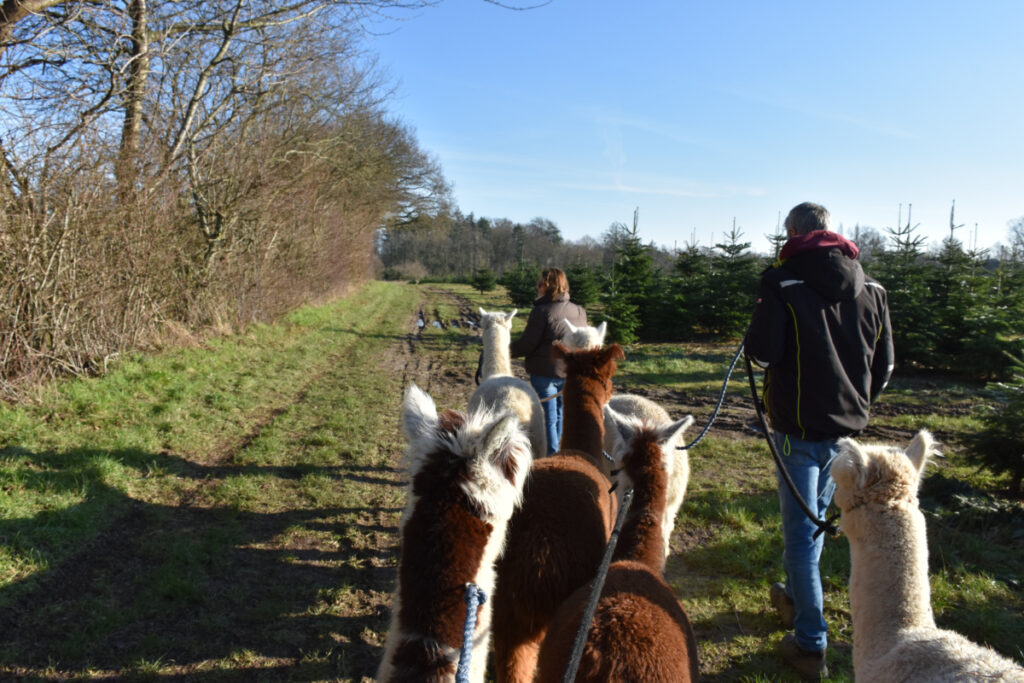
[0,281,453,680]
[1,281,1020,681]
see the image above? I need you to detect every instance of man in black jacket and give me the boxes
[746,202,894,680]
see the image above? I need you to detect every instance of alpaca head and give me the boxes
[832,430,938,517]
[561,320,608,350]
[604,405,695,492]
[551,341,625,405]
[402,384,533,523]
[479,307,516,332]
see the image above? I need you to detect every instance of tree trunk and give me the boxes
[116,0,149,205]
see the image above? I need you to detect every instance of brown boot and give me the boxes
[770,582,795,628]
[778,633,828,680]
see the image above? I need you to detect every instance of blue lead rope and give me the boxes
[456,582,487,683]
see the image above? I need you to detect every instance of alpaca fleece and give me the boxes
[377,385,533,683]
[833,431,1024,683]
[491,343,624,683]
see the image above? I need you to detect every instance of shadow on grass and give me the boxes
[0,445,396,679]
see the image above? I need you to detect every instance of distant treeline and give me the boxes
[0,1,449,393]
[378,210,1024,380]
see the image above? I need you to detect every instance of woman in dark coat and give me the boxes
[509,267,587,454]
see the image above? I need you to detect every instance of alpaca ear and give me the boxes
[601,343,626,365]
[479,307,487,317]
[603,405,637,459]
[564,319,579,334]
[402,384,439,444]
[481,413,530,485]
[658,414,695,449]
[905,430,935,477]
[506,309,517,322]
[833,437,870,491]
[595,321,608,345]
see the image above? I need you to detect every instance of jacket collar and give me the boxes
[779,230,859,262]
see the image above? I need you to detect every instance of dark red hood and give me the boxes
[780,230,859,262]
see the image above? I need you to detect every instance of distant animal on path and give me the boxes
[376,384,533,683]
[491,342,625,683]
[536,408,700,682]
[833,430,1024,683]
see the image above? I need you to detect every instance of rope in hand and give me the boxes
[456,582,487,683]
[561,487,634,683]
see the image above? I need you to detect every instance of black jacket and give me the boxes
[509,293,587,378]
[746,232,894,440]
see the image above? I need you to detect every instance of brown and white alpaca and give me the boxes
[491,342,626,683]
[470,308,547,460]
[377,384,533,683]
[477,307,517,378]
[604,393,694,558]
[833,431,1024,683]
[535,408,700,682]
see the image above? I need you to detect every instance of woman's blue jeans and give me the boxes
[529,374,564,455]
[774,431,838,653]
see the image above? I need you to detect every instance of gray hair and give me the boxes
[785,202,831,235]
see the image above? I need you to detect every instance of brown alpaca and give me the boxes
[377,385,533,683]
[491,342,625,683]
[535,409,700,682]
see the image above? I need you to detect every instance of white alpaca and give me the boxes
[563,320,607,350]
[604,398,695,558]
[478,307,516,379]
[832,431,1024,683]
[471,308,547,459]
[378,385,533,683]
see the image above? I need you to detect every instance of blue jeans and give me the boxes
[774,431,838,653]
[529,374,564,455]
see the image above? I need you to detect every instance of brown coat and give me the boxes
[509,294,587,378]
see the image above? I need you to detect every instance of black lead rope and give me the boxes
[676,336,747,452]
[743,352,840,540]
[561,487,634,683]
[474,350,483,386]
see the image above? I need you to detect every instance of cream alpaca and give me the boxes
[833,431,1024,683]
[478,307,516,378]
[604,395,694,558]
[563,319,607,350]
[471,308,546,459]
[377,384,533,683]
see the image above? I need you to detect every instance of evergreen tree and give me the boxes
[500,262,541,307]
[873,206,936,369]
[599,210,655,344]
[971,353,1024,493]
[472,267,497,294]
[565,262,601,308]
[704,221,761,338]
[668,243,713,340]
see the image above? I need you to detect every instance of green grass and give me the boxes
[0,280,1020,681]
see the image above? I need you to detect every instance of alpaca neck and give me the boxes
[613,443,668,572]
[558,374,607,465]
[849,504,935,663]
[481,325,511,377]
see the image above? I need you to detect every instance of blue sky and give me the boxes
[368,2,1023,254]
